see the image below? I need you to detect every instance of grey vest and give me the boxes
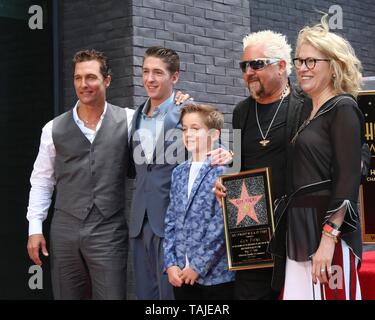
[52,103,129,220]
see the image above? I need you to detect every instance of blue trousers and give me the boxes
[132,218,174,300]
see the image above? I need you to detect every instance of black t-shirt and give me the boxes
[241,97,289,200]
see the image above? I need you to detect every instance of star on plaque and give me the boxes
[229,181,262,226]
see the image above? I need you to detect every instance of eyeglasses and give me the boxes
[292,57,330,70]
[239,58,280,72]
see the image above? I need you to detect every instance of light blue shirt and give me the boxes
[137,92,175,162]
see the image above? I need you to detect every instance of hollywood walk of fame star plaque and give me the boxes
[358,89,375,243]
[220,168,275,270]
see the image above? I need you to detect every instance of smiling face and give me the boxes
[242,44,286,102]
[295,43,334,98]
[142,56,179,107]
[182,112,219,160]
[73,60,110,107]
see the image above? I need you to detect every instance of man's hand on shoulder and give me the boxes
[208,147,233,166]
[175,91,193,105]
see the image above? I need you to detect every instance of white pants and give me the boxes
[283,240,361,300]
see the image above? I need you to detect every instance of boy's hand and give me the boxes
[166,266,183,287]
[181,267,199,285]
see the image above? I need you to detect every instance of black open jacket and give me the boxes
[268,91,369,291]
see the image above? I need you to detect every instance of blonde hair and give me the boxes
[243,30,292,76]
[295,15,362,97]
[180,103,224,130]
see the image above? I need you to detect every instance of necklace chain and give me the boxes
[255,84,289,147]
[77,105,101,126]
[82,118,98,125]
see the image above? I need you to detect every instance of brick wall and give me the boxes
[132,0,250,127]
[58,0,375,300]
[60,0,133,110]
[2,0,373,300]
[60,0,375,133]
[249,0,375,78]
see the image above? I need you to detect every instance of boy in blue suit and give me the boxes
[164,104,235,300]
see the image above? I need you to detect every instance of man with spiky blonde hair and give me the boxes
[241,30,292,102]
[215,30,311,300]
[242,30,293,78]
[215,28,370,300]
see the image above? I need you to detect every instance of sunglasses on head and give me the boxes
[239,58,280,72]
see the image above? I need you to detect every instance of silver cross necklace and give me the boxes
[255,85,289,147]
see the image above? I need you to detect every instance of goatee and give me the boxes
[248,83,264,100]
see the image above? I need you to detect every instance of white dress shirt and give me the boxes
[187,161,204,199]
[185,161,204,268]
[27,102,134,235]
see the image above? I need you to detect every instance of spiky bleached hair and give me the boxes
[243,30,292,76]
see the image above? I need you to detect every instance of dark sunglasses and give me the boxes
[239,58,280,72]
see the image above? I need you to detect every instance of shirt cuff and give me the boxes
[28,219,43,236]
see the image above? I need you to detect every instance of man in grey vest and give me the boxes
[26,49,134,299]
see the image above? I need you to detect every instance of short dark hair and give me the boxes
[72,49,112,78]
[143,46,180,74]
[180,103,224,130]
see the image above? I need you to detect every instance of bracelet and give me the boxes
[322,230,338,243]
[323,223,341,237]
[326,220,340,231]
